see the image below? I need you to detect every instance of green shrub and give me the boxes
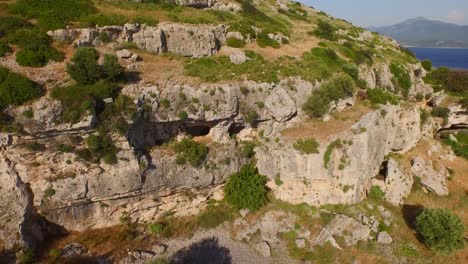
[342,64,359,81]
[84,132,118,164]
[11,0,97,30]
[294,138,320,154]
[447,71,468,93]
[0,41,11,57]
[226,37,246,48]
[257,33,280,48]
[148,222,166,235]
[102,54,123,81]
[160,98,170,108]
[79,13,127,27]
[324,139,341,168]
[0,16,32,37]
[275,175,283,186]
[416,208,465,254]
[442,131,468,159]
[368,185,385,201]
[421,60,432,71]
[244,109,258,125]
[303,75,356,118]
[51,80,119,123]
[0,67,43,110]
[420,109,430,126]
[423,67,450,92]
[44,187,56,198]
[178,111,188,121]
[241,141,256,158]
[313,20,337,41]
[8,29,64,67]
[22,109,33,118]
[224,164,268,211]
[389,63,411,97]
[18,248,36,264]
[67,47,100,85]
[366,88,399,105]
[431,107,450,125]
[172,137,208,167]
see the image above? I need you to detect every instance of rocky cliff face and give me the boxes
[257,104,423,206]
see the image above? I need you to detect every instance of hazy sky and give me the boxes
[301,0,468,27]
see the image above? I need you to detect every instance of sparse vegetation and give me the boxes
[389,63,412,97]
[368,185,385,201]
[324,139,342,169]
[224,164,268,211]
[313,20,337,41]
[366,88,399,106]
[293,138,320,154]
[226,37,246,48]
[172,137,208,167]
[303,75,356,118]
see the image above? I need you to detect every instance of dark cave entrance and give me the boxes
[184,125,211,137]
[228,123,245,137]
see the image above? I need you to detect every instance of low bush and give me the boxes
[102,54,124,81]
[10,0,97,30]
[368,185,385,201]
[51,80,119,123]
[366,88,399,106]
[243,109,258,125]
[442,131,468,159]
[421,59,432,71]
[8,29,64,67]
[224,164,268,211]
[293,138,320,154]
[84,132,118,164]
[241,141,256,158]
[67,47,101,85]
[342,64,359,81]
[313,20,337,41]
[416,208,465,254]
[389,63,411,97]
[323,139,341,168]
[0,41,11,57]
[226,37,246,48]
[423,67,450,92]
[0,67,43,110]
[256,33,280,48]
[172,137,208,167]
[303,75,356,118]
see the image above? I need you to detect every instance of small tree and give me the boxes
[67,47,100,85]
[416,208,465,255]
[224,164,268,211]
[102,54,123,81]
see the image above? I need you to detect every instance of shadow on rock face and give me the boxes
[170,237,232,264]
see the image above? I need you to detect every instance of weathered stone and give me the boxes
[383,158,413,206]
[264,87,296,122]
[377,231,393,245]
[116,49,132,59]
[240,208,250,217]
[174,0,216,8]
[62,243,89,258]
[230,50,247,64]
[133,26,165,54]
[411,157,449,195]
[295,238,306,248]
[255,241,271,257]
[313,214,371,248]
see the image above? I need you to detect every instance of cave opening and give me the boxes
[184,125,211,137]
[228,123,245,137]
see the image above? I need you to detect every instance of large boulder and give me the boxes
[383,158,413,206]
[313,214,371,249]
[411,157,449,196]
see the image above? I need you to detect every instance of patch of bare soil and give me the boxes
[281,102,373,142]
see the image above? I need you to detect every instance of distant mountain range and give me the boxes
[369,17,468,48]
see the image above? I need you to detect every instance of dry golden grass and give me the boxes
[281,101,372,142]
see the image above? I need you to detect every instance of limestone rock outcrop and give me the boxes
[48,23,226,57]
[411,157,449,196]
[383,158,413,206]
[258,104,422,206]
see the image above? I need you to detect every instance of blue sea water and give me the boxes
[408,47,468,70]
